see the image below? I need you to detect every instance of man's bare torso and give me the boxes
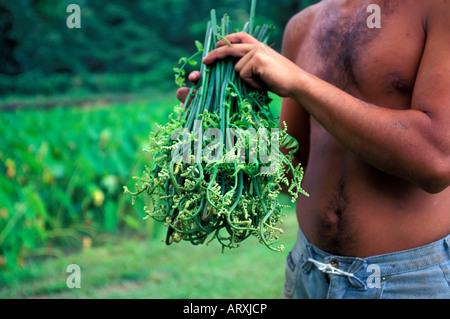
[284,0,450,257]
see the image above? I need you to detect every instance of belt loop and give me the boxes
[301,244,315,273]
[348,258,367,290]
[302,257,314,273]
[444,236,450,249]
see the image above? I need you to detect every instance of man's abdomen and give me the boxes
[296,130,450,258]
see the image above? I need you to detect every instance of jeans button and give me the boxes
[329,258,339,268]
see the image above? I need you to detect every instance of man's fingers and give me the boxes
[239,61,266,91]
[216,32,258,47]
[202,44,254,65]
[234,49,254,73]
[177,87,197,109]
[188,71,201,84]
[176,70,200,108]
[176,87,191,104]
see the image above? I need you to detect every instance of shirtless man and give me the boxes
[178,0,450,298]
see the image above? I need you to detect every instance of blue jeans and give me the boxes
[283,228,450,299]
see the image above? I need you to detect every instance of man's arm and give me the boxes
[287,3,450,193]
[279,13,311,171]
[203,4,450,194]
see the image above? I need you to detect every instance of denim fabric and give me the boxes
[283,228,450,299]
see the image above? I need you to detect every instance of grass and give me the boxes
[0,207,298,299]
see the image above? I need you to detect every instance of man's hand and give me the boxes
[176,71,200,108]
[202,32,303,98]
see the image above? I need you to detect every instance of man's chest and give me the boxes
[293,1,426,108]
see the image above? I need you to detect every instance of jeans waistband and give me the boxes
[296,227,450,277]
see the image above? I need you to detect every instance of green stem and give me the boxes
[249,0,257,35]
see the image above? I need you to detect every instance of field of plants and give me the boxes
[0,94,177,269]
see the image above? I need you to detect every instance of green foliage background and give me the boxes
[0,0,317,96]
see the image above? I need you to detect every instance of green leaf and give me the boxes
[123,214,140,230]
[195,40,203,52]
[216,34,231,46]
[22,186,48,220]
[175,74,185,87]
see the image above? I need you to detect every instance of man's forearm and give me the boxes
[289,71,449,193]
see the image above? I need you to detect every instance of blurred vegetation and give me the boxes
[0,0,318,97]
[0,0,318,272]
[0,98,178,269]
